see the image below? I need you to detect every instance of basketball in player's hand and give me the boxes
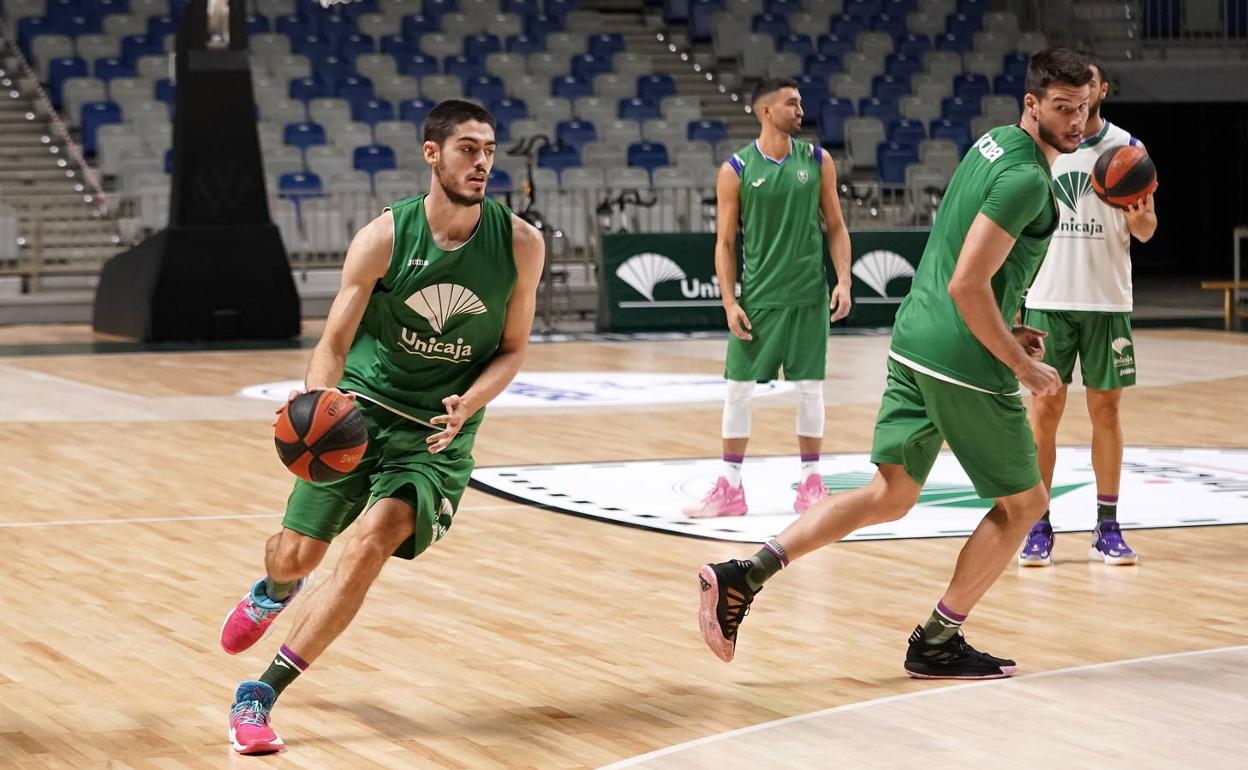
[1091,145,1158,209]
[274,390,368,482]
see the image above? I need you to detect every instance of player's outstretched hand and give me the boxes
[428,394,469,453]
[271,387,354,426]
[1012,324,1047,360]
[1123,193,1154,223]
[829,283,852,323]
[725,303,753,341]
[1015,358,1061,397]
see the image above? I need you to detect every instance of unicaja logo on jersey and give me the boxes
[399,283,486,363]
[1053,171,1105,237]
[616,253,686,301]
[1111,336,1135,372]
[852,250,915,297]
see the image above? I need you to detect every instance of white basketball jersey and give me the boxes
[1026,121,1137,312]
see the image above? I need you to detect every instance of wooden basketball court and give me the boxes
[1,323,1245,768]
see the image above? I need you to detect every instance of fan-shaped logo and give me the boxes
[852,250,915,297]
[1111,336,1132,355]
[404,283,487,333]
[616,252,687,302]
[1054,171,1093,213]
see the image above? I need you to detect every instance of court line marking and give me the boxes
[0,503,527,529]
[597,643,1248,769]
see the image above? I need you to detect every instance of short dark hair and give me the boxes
[1025,46,1093,100]
[423,99,496,145]
[750,78,800,106]
[1081,49,1109,85]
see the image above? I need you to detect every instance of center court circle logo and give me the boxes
[239,372,795,410]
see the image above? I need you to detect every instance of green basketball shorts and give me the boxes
[1023,308,1136,390]
[281,399,475,560]
[871,358,1041,499]
[725,302,828,382]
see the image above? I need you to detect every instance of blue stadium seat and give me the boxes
[778,34,814,58]
[765,0,801,14]
[929,118,971,151]
[945,12,981,38]
[313,56,353,92]
[637,74,676,103]
[619,97,661,122]
[289,77,327,102]
[885,52,923,79]
[466,75,505,103]
[490,97,527,126]
[551,75,592,100]
[556,119,597,151]
[688,119,726,145]
[877,141,918,185]
[354,144,397,175]
[817,33,853,58]
[572,53,613,82]
[1143,0,1180,37]
[80,101,122,156]
[284,122,327,150]
[120,34,161,67]
[941,96,979,123]
[993,73,1024,101]
[805,53,842,80]
[794,75,827,117]
[488,168,513,192]
[58,15,102,38]
[818,97,855,146]
[688,0,723,42]
[957,0,987,17]
[1002,51,1028,79]
[588,33,625,59]
[845,0,884,21]
[888,118,925,149]
[627,141,669,172]
[146,13,176,38]
[545,0,577,21]
[504,0,541,17]
[352,99,394,125]
[94,57,135,82]
[752,13,789,40]
[292,34,334,60]
[537,143,580,172]
[280,172,323,200]
[831,13,867,40]
[663,0,691,25]
[401,13,439,39]
[423,0,457,19]
[399,97,435,124]
[505,33,545,55]
[525,13,561,38]
[276,14,309,37]
[246,14,270,34]
[445,54,485,81]
[954,73,990,103]
[873,12,907,39]
[155,78,175,104]
[464,33,502,59]
[336,76,374,101]
[16,17,49,59]
[897,32,930,58]
[934,32,971,53]
[859,96,899,124]
[319,15,353,45]
[380,34,420,57]
[396,53,439,78]
[339,34,375,61]
[48,57,87,107]
[872,74,910,101]
[885,0,917,13]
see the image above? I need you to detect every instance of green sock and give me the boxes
[743,539,788,591]
[258,645,307,699]
[264,576,297,602]
[921,602,966,645]
[1096,498,1118,523]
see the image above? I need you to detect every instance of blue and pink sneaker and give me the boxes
[1090,520,1139,565]
[219,575,311,655]
[229,681,283,754]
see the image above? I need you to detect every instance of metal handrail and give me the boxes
[0,18,109,215]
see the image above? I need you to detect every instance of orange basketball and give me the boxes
[1091,144,1158,209]
[274,390,368,483]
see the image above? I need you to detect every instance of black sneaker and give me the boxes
[698,560,759,662]
[903,625,1018,679]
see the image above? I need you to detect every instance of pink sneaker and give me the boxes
[683,476,747,518]
[793,473,826,514]
[229,681,283,754]
[219,575,311,655]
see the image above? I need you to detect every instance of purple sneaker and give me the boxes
[1018,520,1053,567]
[1090,520,1138,565]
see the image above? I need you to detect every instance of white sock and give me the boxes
[800,460,819,481]
[723,457,743,487]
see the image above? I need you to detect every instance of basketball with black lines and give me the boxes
[1091,145,1158,209]
[274,390,368,483]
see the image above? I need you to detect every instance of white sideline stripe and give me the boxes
[597,644,1248,770]
[0,504,525,529]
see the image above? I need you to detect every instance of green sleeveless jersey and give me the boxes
[728,137,828,308]
[339,195,517,433]
[890,125,1058,394]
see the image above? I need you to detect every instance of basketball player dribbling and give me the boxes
[1019,52,1158,567]
[219,101,544,754]
[682,78,853,520]
[698,48,1092,678]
